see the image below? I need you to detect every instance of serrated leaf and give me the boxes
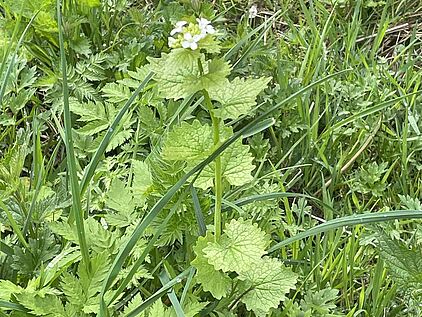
[0,280,23,300]
[78,120,109,135]
[192,232,232,299]
[148,50,230,99]
[148,300,173,317]
[17,292,66,316]
[70,100,106,122]
[106,179,135,213]
[209,77,271,120]
[106,129,133,152]
[204,219,269,273]
[162,120,213,161]
[132,160,153,200]
[379,234,422,288]
[122,294,144,316]
[61,273,84,309]
[237,257,298,317]
[192,138,255,190]
[102,83,132,104]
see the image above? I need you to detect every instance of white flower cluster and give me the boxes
[168,18,216,50]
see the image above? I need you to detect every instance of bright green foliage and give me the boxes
[192,232,232,299]
[106,179,135,214]
[379,234,422,289]
[237,257,298,316]
[60,252,110,313]
[147,300,172,317]
[195,219,297,316]
[16,293,66,316]
[203,219,269,273]
[209,77,271,120]
[283,288,344,317]
[132,159,154,199]
[78,0,101,7]
[122,294,144,316]
[148,50,231,99]
[162,120,213,161]
[194,138,255,189]
[163,122,255,189]
[0,279,23,300]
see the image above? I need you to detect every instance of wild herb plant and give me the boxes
[1,0,422,316]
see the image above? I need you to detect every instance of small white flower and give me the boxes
[168,36,177,47]
[100,218,109,230]
[170,20,188,36]
[197,17,215,35]
[182,33,199,50]
[249,5,258,19]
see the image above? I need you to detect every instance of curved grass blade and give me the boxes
[124,269,191,317]
[0,201,29,249]
[224,10,282,62]
[56,0,90,269]
[99,69,351,316]
[80,72,154,196]
[241,117,276,138]
[0,300,28,313]
[268,210,422,253]
[0,12,38,106]
[108,189,189,305]
[228,192,332,212]
[320,91,422,139]
[159,270,185,317]
[0,241,14,256]
[180,267,195,306]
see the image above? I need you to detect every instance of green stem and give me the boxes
[204,89,223,241]
[197,58,223,240]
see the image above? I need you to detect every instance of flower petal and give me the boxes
[190,42,198,50]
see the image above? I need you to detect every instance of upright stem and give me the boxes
[197,58,223,240]
[204,90,223,241]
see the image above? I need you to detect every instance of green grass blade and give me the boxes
[224,10,282,61]
[123,268,191,317]
[0,300,28,312]
[0,201,29,249]
[180,267,195,306]
[56,0,90,270]
[320,91,422,139]
[0,12,38,106]
[241,118,276,138]
[191,185,206,236]
[0,241,14,256]
[228,192,330,211]
[159,270,185,317]
[79,72,154,196]
[109,189,189,305]
[268,210,422,253]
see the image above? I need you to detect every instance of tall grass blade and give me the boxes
[0,201,29,249]
[79,72,154,196]
[0,13,38,106]
[0,241,14,256]
[56,0,90,270]
[123,269,191,317]
[268,210,422,253]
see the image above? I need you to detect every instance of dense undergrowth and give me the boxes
[1,0,422,316]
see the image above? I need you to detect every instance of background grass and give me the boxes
[1,0,422,316]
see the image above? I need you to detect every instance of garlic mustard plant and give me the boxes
[168,17,216,50]
[146,17,297,316]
